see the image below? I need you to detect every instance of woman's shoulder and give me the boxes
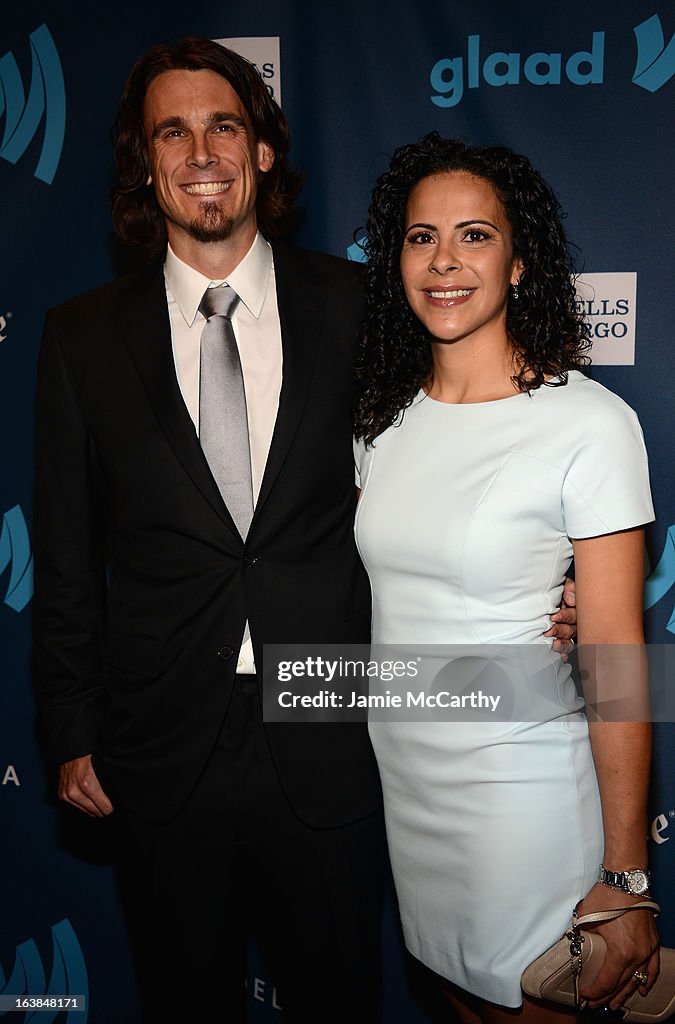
[557,373,653,534]
[538,371,642,430]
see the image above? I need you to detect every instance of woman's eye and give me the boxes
[464,229,490,243]
[407,231,434,245]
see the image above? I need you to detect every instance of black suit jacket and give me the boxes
[33,243,381,826]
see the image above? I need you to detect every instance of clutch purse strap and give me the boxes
[568,900,660,1007]
[572,900,661,929]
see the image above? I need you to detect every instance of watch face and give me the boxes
[626,870,649,895]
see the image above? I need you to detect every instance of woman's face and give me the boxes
[400,171,522,349]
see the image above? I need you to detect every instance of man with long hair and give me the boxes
[34,37,383,1023]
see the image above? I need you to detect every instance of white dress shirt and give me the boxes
[164,233,282,672]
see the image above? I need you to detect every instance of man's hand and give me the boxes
[58,755,114,817]
[544,577,577,655]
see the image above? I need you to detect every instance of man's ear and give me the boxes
[258,141,275,173]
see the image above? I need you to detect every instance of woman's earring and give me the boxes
[511,282,520,301]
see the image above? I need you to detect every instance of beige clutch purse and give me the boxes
[521,900,675,1022]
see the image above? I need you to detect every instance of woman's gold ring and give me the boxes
[634,971,648,984]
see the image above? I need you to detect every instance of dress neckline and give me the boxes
[417,373,576,408]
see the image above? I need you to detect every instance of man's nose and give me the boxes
[187,132,217,167]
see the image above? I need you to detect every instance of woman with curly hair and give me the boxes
[354,134,659,1022]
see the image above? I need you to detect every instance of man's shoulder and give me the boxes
[46,261,164,330]
[271,242,364,293]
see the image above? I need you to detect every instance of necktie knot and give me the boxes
[199,284,239,321]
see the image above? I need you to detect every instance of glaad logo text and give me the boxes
[651,811,671,844]
[431,32,604,108]
[0,505,33,612]
[431,15,675,108]
[0,25,66,184]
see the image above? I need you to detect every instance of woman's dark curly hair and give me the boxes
[111,37,303,251]
[354,132,590,445]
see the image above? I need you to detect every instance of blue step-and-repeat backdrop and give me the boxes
[1,1,673,1020]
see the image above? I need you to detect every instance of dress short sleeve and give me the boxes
[562,385,654,538]
[354,436,365,488]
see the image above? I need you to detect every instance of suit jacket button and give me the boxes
[217,645,234,661]
[243,554,258,568]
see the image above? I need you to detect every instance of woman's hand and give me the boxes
[577,881,660,1011]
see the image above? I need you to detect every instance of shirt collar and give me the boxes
[164,232,273,327]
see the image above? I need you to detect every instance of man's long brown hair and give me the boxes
[111,37,302,252]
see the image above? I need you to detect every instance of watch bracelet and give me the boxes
[597,864,651,896]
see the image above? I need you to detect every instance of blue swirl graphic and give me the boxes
[633,15,675,93]
[0,920,88,1022]
[644,524,675,634]
[0,505,33,612]
[0,25,66,184]
[347,237,368,263]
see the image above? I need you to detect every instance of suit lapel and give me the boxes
[116,262,242,537]
[252,245,325,526]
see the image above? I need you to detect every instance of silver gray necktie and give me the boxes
[198,285,254,541]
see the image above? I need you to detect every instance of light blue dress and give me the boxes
[354,372,654,1006]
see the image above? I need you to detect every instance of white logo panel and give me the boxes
[215,36,282,105]
[575,272,637,365]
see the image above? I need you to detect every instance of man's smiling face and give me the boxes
[143,68,274,257]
